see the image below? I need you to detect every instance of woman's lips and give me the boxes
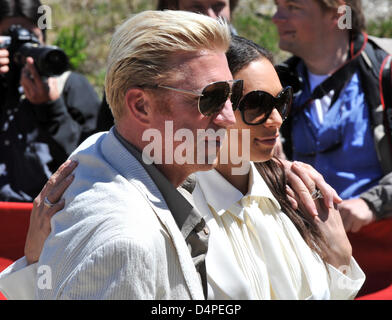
[254,136,278,146]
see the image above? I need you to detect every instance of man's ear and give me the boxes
[330,1,347,27]
[124,88,152,126]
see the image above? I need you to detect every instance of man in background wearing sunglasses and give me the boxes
[274,0,392,233]
[0,10,239,299]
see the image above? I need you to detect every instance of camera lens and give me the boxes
[44,50,69,76]
[18,43,69,77]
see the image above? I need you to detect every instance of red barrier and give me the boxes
[348,218,392,299]
[356,284,392,300]
[0,202,32,300]
[0,202,32,263]
[0,201,391,299]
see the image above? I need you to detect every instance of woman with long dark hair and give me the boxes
[192,35,365,299]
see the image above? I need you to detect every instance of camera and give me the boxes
[0,25,69,77]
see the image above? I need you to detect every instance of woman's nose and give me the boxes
[264,108,283,128]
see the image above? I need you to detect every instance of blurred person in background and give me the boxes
[0,0,100,202]
[274,0,392,233]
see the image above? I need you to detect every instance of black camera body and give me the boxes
[0,25,69,77]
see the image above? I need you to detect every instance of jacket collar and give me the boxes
[101,128,205,300]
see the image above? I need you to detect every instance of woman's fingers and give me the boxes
[47,198,66,219]
[286,185,299,210]
[42,160,78,198]
[47,176,74,206]
[26,160,78,265]
[291,161,342,209]
[283,161,318,217]
[45,160,78,204]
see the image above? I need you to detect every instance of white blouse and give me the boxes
[193,162,365,300]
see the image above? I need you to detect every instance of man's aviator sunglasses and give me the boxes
[154,80,244,117]
[233,86,293,125]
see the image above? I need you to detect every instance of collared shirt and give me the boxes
[307,71,333,126]
[194,162,365,300]
[113,128,209,297]
[291,63,383,199]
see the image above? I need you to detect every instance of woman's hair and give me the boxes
[255,160,329,261]
[105,10,231,121]
[226,35,329,261]
[318,0,366,35]
[226,35,274,75]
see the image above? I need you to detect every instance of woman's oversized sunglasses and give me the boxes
[233,86,293,125]
[156,79,244,117]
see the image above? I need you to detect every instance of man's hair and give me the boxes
[157,0,239,14]
[318,0,366,35]
[105,10,231,120]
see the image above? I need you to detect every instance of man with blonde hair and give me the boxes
[0,10,241,299]
[95,0,239,131]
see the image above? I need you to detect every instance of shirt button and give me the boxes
[203,227,209,235]
[2,122,8,132]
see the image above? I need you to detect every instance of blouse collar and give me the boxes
[195,162,281,217]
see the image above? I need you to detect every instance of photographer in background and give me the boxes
[0,0,100,202]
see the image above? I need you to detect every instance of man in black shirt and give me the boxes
[0,0,100,202]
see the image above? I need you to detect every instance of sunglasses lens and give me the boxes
[239,87,293,125]
[199,82,229,116]
[231,80,243,110]
[240,91,271,124]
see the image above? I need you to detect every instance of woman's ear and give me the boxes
[124,88,152,126]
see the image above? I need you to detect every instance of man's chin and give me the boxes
[278,38,297,53]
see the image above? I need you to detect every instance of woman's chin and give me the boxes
[251,140,276,162]
[250,150,274,163]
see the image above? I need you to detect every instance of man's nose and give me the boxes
[272,8,287,25]
[213,100,236,128]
